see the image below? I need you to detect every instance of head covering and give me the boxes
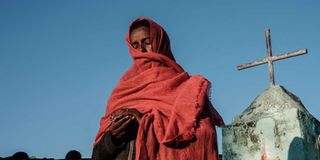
[127,17,175,61]
[121,17,181,81]
[94,17,224,160]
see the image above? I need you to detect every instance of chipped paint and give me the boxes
[222,85,320,160]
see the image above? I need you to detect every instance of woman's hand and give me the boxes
[125,108,142,121]
[109,113,135,142]
[109,108,142,143]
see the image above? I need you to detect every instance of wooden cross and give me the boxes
[237,28,308,86]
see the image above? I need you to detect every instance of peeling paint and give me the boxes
[222,85,320,160]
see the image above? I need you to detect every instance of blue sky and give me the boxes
[1,0,319,158]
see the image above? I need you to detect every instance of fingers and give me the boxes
[113,116,135,134]
[110,109,128,122]
[108,108,141,142]
[110,116,135,140]
[124,108,142,121]
[111,115,132,129]
[110,108,141,121]
[111,113,125,122]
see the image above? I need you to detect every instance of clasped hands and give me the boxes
[109,108,141,143]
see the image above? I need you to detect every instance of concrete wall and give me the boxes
[222,86,320,160]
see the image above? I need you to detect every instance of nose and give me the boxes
[139,44,147,52]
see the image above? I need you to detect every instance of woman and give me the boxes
[92,17,224,160]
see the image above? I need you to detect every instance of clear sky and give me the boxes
[1,0,319,158]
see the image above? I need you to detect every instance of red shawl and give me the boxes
[94,17,224,160]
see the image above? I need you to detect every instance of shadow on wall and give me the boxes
[288,136,320,160]
[288,137,305,160]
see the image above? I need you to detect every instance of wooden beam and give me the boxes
[237,49,307,71]
[265,29,275,85]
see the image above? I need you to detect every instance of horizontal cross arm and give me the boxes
[237,49,307,70]
[237,58,268,70]
[271,48,307,62]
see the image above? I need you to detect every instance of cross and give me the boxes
[237,28,308,86]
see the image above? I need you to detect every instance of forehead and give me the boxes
[130,26,150,41]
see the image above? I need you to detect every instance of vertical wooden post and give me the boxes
[265,28,275,86]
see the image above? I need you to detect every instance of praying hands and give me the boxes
[109,108,141,143]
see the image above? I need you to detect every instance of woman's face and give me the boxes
[130,26,152,53]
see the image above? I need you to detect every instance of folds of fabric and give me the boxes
[94,17,224,160]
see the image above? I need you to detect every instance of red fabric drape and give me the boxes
[94,17,224,160]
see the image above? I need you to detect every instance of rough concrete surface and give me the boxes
[222,85,320,160]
